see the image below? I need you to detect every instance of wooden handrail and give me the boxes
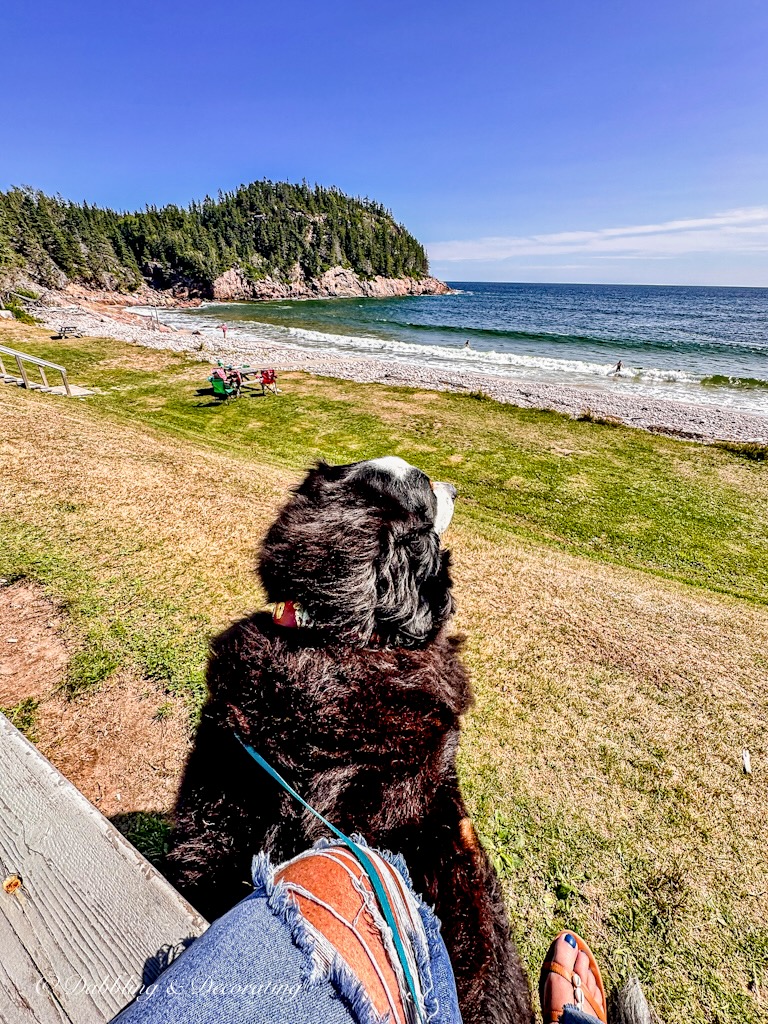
[0,344,68,372]
[0,344,72,396]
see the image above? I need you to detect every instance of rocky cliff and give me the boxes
[210,265,449,301]
[48,265,449,312]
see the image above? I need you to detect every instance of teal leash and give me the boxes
[234,733,425,1023]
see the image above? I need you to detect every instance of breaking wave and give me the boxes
[701,374,768,390]
[133,284,768,415]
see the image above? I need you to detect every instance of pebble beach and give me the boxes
[32,293,768,444]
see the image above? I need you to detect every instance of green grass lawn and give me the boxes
[10,327,768,603]
[2,321,768,1023]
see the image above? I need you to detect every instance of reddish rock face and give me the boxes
[211,265,450,301]
[22,266,449,306]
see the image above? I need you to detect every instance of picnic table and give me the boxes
[0,714,208,1023]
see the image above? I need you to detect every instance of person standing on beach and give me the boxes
[219,323,228,341]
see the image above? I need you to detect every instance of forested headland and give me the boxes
[0,181,440,299]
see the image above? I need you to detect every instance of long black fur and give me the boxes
[167,460,534,1024]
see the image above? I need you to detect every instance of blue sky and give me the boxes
[2,0,767,286]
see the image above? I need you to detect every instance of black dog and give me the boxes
[167,457,533,1024]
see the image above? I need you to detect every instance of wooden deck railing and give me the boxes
[0,714,208,1023]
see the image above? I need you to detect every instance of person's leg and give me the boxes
[112,874,355,1024]
[539,932,606,1024]
[114,844,462,1024]
[273,841,462,1024]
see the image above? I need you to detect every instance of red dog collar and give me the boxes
[264,600,380,645]
[264,601,311,628]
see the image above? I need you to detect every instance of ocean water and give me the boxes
[159,282,768,414]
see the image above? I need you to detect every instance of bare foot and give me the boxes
[540,932,605,1022]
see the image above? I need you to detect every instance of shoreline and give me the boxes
[27,291,768,444]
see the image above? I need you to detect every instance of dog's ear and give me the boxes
[294,461,349,498]
[259,470,382,643]
[375,524,454,646]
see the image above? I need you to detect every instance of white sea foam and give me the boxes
[128,305,767,413]
[232,318,701,385]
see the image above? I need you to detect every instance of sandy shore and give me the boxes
[30,294,768,444]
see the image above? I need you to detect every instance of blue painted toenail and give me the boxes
[564,933,577,948]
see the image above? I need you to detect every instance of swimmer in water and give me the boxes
[610,360,622,376]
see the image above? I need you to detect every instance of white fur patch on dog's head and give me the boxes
[365,456,412,480]
[357,457,456,536]
[432,481,456,536]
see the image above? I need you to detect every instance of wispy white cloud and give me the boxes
[427,207,768,262]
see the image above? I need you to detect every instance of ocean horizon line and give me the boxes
[443,279,768,291]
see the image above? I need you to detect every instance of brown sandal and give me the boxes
[539,930,607,1023]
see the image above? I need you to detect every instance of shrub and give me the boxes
[4,297,38,324]
[716,441,768,462]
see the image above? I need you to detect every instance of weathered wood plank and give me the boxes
[14,354,29,389]
[0,714,208,1024]
[0,910,69,1023]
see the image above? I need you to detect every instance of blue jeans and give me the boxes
[113,846,463,1024]
[561,1009,599,1023]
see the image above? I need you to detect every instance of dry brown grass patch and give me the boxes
[453,525,768,976]
[0,581,71,704]
[38,669,192,818]
[0,388,295,623]
[0,580,191,819]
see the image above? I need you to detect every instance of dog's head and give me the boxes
[259,457,457,648]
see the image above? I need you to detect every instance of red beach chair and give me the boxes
[260,368,278,394]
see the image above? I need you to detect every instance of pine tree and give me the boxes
[0,181,431,293]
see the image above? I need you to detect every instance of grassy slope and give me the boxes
[1,321,767,1022]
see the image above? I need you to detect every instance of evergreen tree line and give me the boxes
[0,181,430,294]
